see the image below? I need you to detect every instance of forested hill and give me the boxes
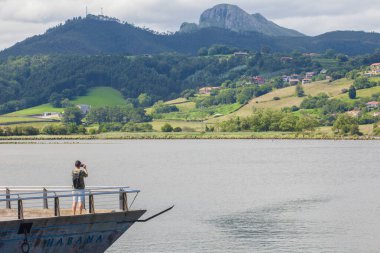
[1,16,380,58]
[0,17,171,57]
[1,50,380,115]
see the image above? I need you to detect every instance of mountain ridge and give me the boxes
[1,5,380,58]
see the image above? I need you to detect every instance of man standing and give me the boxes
[72,160,88,215]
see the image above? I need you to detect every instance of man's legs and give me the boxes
[78,190,85,214]
[72,201,77,215]
[72,191,79,215]
[79,202,84,214]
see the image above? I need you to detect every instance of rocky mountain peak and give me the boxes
[180,4,304,37]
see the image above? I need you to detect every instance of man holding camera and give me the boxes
[72,160,88,215]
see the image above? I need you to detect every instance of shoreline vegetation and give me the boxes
[0,132,378,142]
[1,54,379,142]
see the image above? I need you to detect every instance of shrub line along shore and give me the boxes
[0,132,378,142]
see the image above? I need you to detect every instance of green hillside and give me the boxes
[6,87,126,117]
[207,79,354,122]
[71,87,127,107]
[7,104,64,117]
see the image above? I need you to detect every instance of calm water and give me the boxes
[1,140,380,253]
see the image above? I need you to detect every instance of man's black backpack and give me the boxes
[72,171,81,189]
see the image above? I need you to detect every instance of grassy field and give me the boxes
[208,79,353,122]
[356,86,380,97]
[71,87,126,107]
[304,79,353,97]
[145,99,196,115]
[370,77,380,82]
[164,98,189,105]
[0,122,61,129]
[0,116,51,125]
[149,99,241,121]
[359,124,375,135]
[336,86,380,101]
[318,124,374,135]
[7,104,64,116]
[6,87,126,117]
[175,101,197,110]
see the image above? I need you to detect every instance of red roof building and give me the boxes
[251,76,266,85]
[371,63,380,72]
[367,101,380,109]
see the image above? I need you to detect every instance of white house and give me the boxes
[41,112,61,119]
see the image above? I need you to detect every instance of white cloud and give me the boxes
[1,0,380,50]
[274,9,380,36]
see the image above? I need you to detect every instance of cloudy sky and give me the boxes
[1,0,379,50]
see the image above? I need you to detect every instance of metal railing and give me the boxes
[0,186,140,220]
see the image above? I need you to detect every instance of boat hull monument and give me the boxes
[0,186,172,253]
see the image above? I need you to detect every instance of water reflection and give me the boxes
[210,198,332,251]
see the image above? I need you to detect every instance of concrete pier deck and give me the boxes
[0,208,114,221]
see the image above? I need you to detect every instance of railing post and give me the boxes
[18,199,24,220]
[89,194,95,214]
[83,191,86,210]
[54,197,60,217]
[119,189,124,210]
[43,188,48,209]
[119,189,128,211]
[6,188,11,209]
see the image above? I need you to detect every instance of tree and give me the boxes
[272,77,285,89]
[354,76,373,89]
[76,84,87,96]
[152,101,179,114]
[216,89,236,104]
[122,122,153,132]
[61,98,73,108]
[86,105,151,124]
[161,123,173,132]
[296,115,319,132]
[332,114,361,135]
[197,47,208,56]
[261,45,271,54]
[325,49,336,58]
[173,127,182,132]
[63,107,84,125]
[336,54,349,62]
[207,44,234,55]
[300,94,329,109]
[279,114,298,131]
[348,86,357,99]
[137,93,153,107]
[236,87,254,104]
[49,93,63,107]
[295,84,305,97]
